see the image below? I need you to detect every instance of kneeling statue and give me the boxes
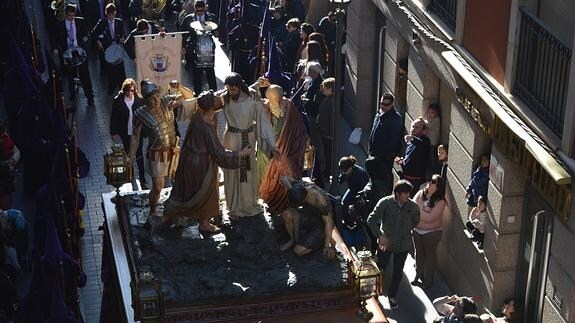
[279,176,335,259]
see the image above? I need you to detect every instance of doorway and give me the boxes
[515,182,554,322]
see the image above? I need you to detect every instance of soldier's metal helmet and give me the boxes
[141,79,159,98]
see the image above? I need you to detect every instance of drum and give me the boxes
[105,43,125,65]
[63,46,87,67]
[195,33,215,68]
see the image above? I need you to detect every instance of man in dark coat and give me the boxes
[51,4,95,105]
[90,3,126,94]
[317,11,336,73]
[368,93,403,194]
[300,61,325,187]
[282,17,301,73]
[397,117,431,196]
[270,6,288,46]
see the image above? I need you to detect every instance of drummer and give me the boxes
[180,0,218,94]
[51,3,95,105]
[91,3,126,95]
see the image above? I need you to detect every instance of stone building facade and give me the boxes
[343,0,575,321]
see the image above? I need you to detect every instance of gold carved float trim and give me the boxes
[455,88,491,135]
[492,117,572,222]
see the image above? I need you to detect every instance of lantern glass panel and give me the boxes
[141,299,160,318]
[140,288,160,318]
[359,277,377,299]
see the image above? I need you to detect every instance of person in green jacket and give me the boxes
[367,180,420,310]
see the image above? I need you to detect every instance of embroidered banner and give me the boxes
[135,32,182,94]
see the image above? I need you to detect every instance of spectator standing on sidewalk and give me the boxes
[396,117,431,196]
[368,93,403,195]
[367,180,420,310]
[316,77,334,181]
[412,174,446,289]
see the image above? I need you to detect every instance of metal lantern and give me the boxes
[349,250,383,322]
[104,143,133,189]
[131,271,165,322]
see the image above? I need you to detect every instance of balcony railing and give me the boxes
[428,0,457,31]
[514,8,572,138]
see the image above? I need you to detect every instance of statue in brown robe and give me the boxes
[163,91,252,232]
[258,84,309,214]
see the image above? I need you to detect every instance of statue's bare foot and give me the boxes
[146,215,163,234]
[280,239,295,251]
[199,221,221,233]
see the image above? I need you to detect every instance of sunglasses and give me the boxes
[430,179,438,184]
[381,102,392,106]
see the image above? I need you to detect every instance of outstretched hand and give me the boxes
[271,147,281,158]
[323,246,336,260]
[239,145,252,157]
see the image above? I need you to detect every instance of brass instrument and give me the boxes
[51,0,65,21]
[177,0,195,26]
[141,0,167,21]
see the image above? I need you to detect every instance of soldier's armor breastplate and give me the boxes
[135,104,176,150]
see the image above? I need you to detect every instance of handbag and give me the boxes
[348,127,362,145]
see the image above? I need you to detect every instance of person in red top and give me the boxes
[0,120,20,210]
[0,120,19,170]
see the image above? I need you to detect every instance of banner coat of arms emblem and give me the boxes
[135,33,182,94]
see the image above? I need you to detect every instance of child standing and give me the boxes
[466,196,487,249]
[433,144,448,190]
[425,104,441,178]
[425,103,441,149]
[465,154,490,207]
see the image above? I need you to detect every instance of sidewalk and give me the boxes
[337,120,452,323]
